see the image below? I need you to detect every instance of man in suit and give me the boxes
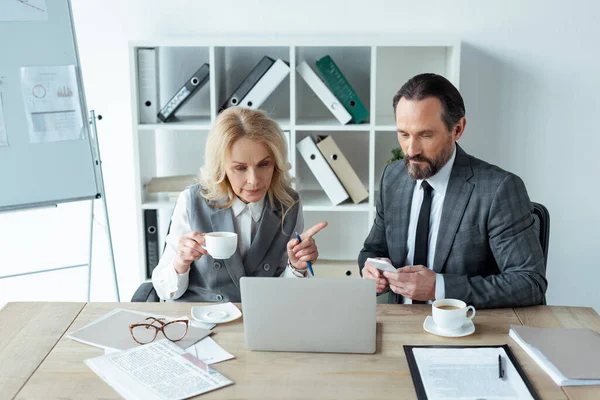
[359,73,547,308]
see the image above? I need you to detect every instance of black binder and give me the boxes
[144,210,160,278]
[404,345,541,400]
[219,56,275,112]
[158,63,210,122]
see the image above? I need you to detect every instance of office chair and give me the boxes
[531,202,550,269]
[531,201,550,305]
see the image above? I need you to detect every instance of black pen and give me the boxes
[498,354,504,378]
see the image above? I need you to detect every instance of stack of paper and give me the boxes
[509,325,600,386]
[70,309,237,398]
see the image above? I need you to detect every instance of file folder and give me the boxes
[316,55,369,124]
[404,345,540,400]
[296,136,349,206]
[510,325,600,386]
[297,61,351,125]
[283,131,292,166]
[158,63,210,122]
[219,56,275,112]
[137,48,158,124]
[316,136,368,204]
[144,210,160,278]
[239,59,290,110]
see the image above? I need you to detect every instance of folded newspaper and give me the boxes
[85,339,233,400]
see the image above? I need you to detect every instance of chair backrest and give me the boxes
[531,202,550,269]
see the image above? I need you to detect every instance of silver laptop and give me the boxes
[240,277,376,354]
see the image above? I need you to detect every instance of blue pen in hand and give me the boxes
[295,232,314,276]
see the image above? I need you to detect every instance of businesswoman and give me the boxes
[151,107,327,302]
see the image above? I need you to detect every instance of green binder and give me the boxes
[315,55,369,124]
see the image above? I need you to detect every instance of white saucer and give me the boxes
[423,316,475,337]
[191,302,242,324]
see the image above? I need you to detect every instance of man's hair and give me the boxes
[392,73,465,131]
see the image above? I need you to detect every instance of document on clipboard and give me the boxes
[404,345,540,400]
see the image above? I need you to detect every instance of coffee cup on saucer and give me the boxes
[432,299,476,331]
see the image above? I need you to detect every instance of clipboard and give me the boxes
[403,345,541,400]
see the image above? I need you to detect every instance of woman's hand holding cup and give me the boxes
[174,232,207,273]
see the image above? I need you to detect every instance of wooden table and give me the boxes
[1,303,599,400]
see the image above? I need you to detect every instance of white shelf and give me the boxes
[138,116,212,131]
[138,116,291,131]
[141,200,176,210]
[374,125,397,132]
[295,117,370,131]
[130,38,461,280]
[299,190,372,212]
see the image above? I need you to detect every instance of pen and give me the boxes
[295,232,314,276]
[498,354,504,379]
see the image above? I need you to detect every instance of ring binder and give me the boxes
[219,56,275,112]
[137,48,158,124]
[157,64,210,122]
[316,136,368,204]
[238,59,290,110]
[144,210,160,278]
[315,55,369,124]
[297,61,351,125]
[296,136,349,206]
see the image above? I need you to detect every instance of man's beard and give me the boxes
[404,142,454,180]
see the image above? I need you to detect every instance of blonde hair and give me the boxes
[199,107,297,217]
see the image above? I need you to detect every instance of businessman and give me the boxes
[359,73,547,308]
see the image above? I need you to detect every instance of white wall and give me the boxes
[1,0,598,310]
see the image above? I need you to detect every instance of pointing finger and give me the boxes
[301,221,328,240]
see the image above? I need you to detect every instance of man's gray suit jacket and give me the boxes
[358,145,547,308]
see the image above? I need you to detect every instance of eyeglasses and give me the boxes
[129,317,189,344]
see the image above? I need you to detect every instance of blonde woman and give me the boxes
[151,107,327,302]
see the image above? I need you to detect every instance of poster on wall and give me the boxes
[20,65,85,143]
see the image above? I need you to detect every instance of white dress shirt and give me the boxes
[403,145,457,304]
[152,192,305,301]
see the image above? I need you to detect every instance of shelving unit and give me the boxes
[129,38,461,282]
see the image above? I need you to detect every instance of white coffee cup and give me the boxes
[432,299,476,331]
[201,232,237,259]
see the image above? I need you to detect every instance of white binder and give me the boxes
[283,131,292,167]
[137,48,158,124]
[296,136,349,206]
[239,59,290,110]
[297,61,352,125]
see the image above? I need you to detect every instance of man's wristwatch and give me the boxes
[287,258,308,277]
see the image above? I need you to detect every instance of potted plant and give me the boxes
[387,147,404,164]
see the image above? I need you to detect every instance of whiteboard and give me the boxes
[0,0,99,211]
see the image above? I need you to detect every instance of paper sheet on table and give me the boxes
[68,308,210,352]
[412,347,534,400]
[0,0,47,21]
[185,337,235,365]
[86,339,233,400]
[0,93,7,147]
[20,65,84,143]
